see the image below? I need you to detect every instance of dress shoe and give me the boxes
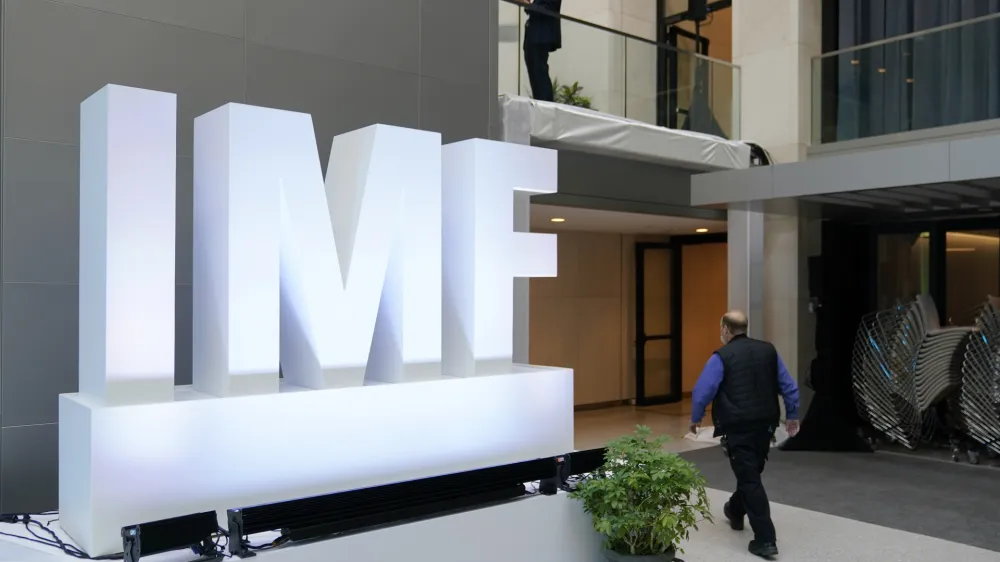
[748,540,779,558]
[723,501,744,531]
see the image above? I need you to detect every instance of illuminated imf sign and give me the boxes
[78,85,559,404]
[65,85,571,557]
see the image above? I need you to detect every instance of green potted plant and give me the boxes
[570,426,712,561]
[552,78,594,110]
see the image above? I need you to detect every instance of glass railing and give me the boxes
[498,0,740,140]
[812,13,1000,145]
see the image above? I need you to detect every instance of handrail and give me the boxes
[816,11,1000,59]
[498,0,738,69]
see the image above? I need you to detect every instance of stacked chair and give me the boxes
[958,297,1000,457]
[852,295,972,449]
[852,305,917,447]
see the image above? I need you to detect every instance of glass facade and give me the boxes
[815,2,1000,143]
[945,230,1000,326]
[874,227,1000,327]
[876,231,929,311]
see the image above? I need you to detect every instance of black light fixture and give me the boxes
[688,0,708,21]
[227,457,559,558]
[559,447,608,491]
[568,447,607,476]
[121,511,221,562]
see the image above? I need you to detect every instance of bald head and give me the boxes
[720,310,748,343]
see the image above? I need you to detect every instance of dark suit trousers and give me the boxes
[726,428,777,543]
[524,42,554,102]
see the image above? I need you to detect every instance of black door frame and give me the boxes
[655,0,732,128]
[635,233,727,406]
[635,242,680,405]
[667,27,710,131]
[868,216,1000,324]
[657,26,710,129]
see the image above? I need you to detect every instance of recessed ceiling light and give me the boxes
[550,217,566,223]
[877,67,887,73]
[850,59,860,65]
[696,228,709,233]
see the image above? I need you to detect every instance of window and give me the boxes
[945,230,1000,326]
[876,232,929,311]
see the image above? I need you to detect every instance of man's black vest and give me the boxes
[712,334,781,434]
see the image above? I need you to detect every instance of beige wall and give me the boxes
[530,230,727,406]
[530,231,628,405]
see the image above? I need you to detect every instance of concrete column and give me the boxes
[729,0,821,392]
[727,205,765,339]
[732,0,820,162]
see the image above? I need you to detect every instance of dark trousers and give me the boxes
[524,42,554,102]
[726,428,777,543]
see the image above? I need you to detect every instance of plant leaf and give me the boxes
[569,425,711,555]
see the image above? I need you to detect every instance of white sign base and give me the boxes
[58,366,574,556]
[237,493,603,562]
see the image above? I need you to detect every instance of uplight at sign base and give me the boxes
[77,84,559,404]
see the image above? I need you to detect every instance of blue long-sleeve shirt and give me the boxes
[690,353,800,424]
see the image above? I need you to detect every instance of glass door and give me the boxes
[635,243,681,405]
[875,231,929,311]
[663,26,709,130]
[944,229,1000,326]
[871,224,1000,327]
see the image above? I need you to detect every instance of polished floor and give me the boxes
[678,488,1000,561]
[577,402,1000,559]
[684,446,1000,553]
[574,400,711,452]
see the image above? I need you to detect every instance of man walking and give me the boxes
[518,0,562,102]
[689,310,800,558]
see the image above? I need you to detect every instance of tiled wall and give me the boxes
[0,0,498,513]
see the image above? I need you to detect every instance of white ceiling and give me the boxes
[530,204,727,235]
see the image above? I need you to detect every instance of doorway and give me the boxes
[634,233,727,406]
[634,243,680,405]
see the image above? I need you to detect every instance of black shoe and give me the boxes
[748,540,778,558]
[723,501,744,531]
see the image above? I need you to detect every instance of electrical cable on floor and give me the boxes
[1,514,81,558]
[10,513,236,560]
[0,513,122,559]
[29,514,122,559]
[206,527,233,559]
[244,535,289,551]
[1,510,240,560]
